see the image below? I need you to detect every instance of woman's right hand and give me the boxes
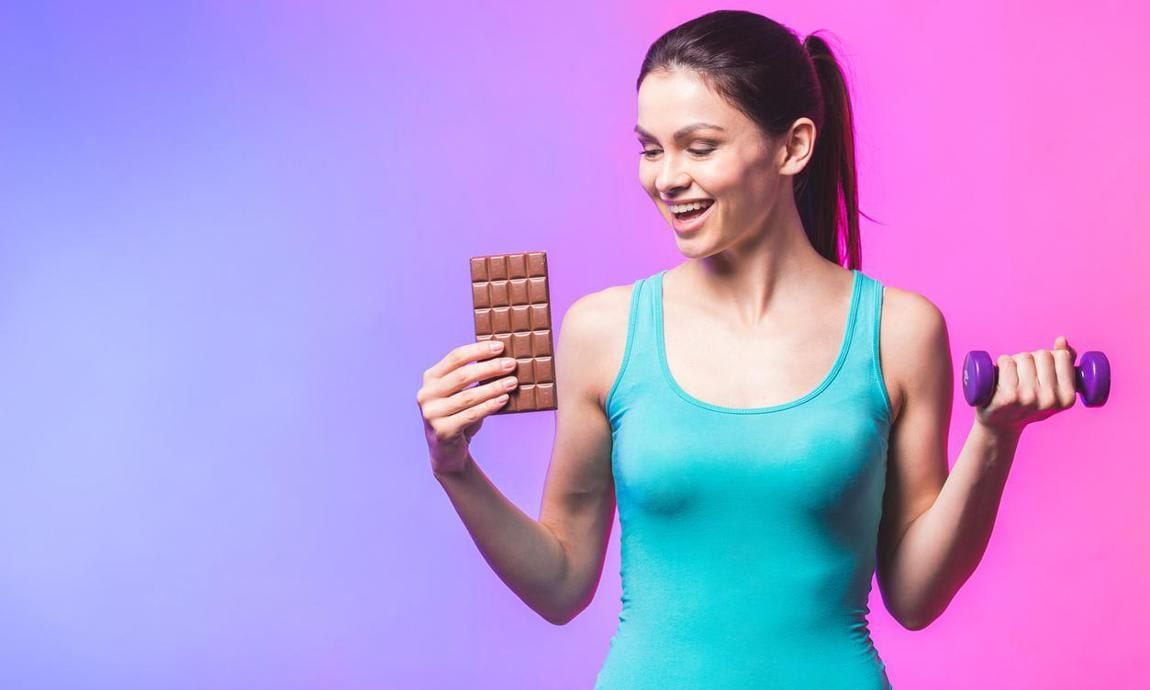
[416,340,520,476]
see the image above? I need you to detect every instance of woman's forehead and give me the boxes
[638,73,740,129]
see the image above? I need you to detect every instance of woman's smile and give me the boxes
[671,200,716,233]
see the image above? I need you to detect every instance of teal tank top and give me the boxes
[595,268,895,689]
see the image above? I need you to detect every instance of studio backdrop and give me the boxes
[1,1,1147,688]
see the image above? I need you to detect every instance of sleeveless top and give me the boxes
[594,268,895,689]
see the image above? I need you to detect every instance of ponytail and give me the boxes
[796,32,874,271]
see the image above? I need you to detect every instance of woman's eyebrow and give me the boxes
[634,122,726,141]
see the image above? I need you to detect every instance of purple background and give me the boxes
[1,1,1147,688]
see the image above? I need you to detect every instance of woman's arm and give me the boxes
[433,289,620,625]
[881,420,1022,630]
[874,287,1079,631]
[874,288,1022,631]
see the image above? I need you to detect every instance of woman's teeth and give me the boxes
[671,200,713,219]
[670,200,713,214]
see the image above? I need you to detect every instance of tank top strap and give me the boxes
[842,270,895,423]
[604,271,664,427]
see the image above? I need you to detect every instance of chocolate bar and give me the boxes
[470,251,557,414]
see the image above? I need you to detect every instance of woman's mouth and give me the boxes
[670,199,715,232]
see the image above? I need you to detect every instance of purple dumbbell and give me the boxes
[962,349,1110,408]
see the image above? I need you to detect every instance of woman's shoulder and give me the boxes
[559,280,640,406]
[879,282,946,330]
[561,280,638,358]
[876,281,949,422]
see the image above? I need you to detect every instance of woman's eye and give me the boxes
[639,147,715,158]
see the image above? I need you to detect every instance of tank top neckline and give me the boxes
[652,268,863,415]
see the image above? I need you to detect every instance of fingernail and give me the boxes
[489,341,502,352]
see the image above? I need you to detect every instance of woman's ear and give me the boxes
[780,118,816,175]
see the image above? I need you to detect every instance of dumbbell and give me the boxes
[962,349,1110,408]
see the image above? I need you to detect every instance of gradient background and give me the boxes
[2,1,1147,688]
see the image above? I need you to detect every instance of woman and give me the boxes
[417,10,1079,688]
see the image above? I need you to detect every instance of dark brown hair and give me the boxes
[637,10,875,270]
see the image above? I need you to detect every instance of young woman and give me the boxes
[417,10,1079,688]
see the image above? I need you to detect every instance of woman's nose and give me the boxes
[655,156,690,195]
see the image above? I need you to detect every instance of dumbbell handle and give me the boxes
[962,350,1110,408]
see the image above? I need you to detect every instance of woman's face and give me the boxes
[635,69,805,254]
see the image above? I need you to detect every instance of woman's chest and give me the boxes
[663,313,845,409]
[611,397,889,519]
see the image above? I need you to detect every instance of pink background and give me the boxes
[1,1,1147,688]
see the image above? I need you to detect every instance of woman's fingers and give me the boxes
[423,340,505,387]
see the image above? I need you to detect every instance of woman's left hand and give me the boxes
[975,336,1079,437]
